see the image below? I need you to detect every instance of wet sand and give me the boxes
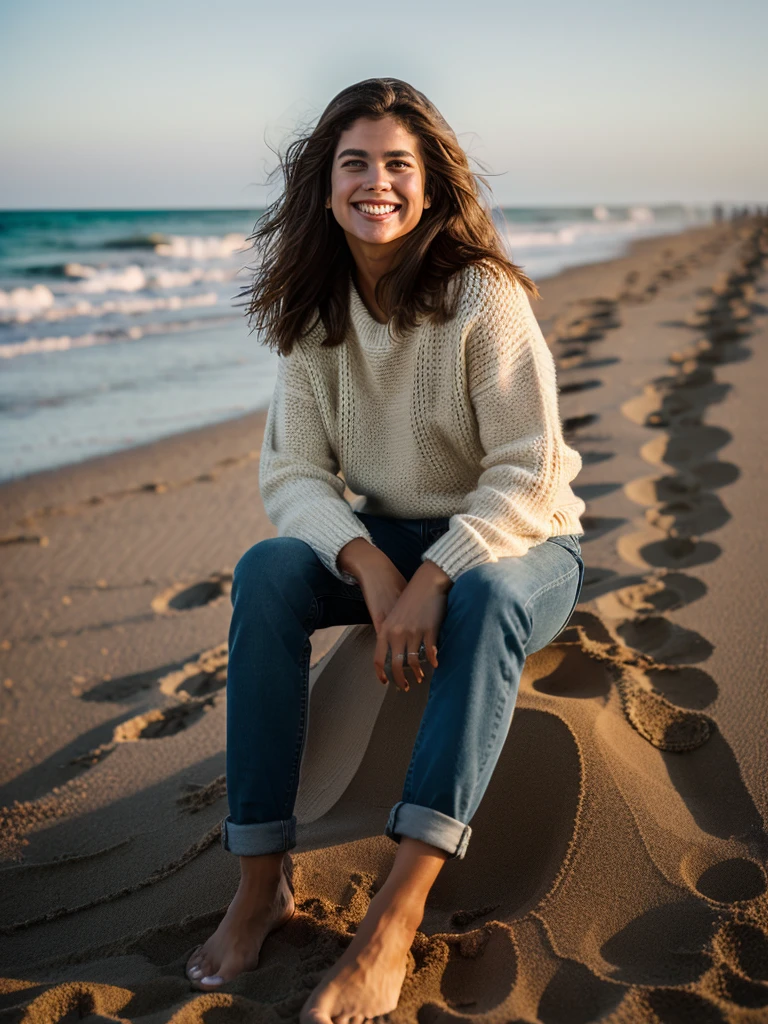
[1,218,767,1022]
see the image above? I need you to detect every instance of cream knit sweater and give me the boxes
[259,259,586,586]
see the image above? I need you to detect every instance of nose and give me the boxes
[364,165,393,193]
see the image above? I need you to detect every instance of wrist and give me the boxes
[417,558,453,593]
[337,536,379,575]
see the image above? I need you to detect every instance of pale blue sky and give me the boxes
[2,0,765,209]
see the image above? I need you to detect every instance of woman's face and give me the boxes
[326,115,431,253]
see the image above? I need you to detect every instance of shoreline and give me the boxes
[0,220,721,500]
[2,215,767,1022]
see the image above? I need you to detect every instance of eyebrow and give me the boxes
[336,148,416,160]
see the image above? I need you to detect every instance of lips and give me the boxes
[352,202,402,218]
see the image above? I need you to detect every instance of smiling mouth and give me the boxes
[352,202,402,219]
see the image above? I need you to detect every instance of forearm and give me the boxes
[337,536,384,578]
[339,537,452,594]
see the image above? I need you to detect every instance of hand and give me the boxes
[338,537,410,636]
[373,560,452,691]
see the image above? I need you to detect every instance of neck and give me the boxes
[346,234,407,324]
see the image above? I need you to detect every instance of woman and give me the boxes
[186,78,586,1021]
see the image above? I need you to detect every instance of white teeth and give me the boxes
[355,203,398,215]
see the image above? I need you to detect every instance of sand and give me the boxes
[1,218,767,1023]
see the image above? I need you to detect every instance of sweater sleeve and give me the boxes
[258,348,377,586]
[420,270,578,582]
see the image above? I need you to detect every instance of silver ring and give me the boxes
[383,642,430,685]
[393,643,430,659]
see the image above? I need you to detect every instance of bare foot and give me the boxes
[186,853,295,990]
[299,888,421,1022]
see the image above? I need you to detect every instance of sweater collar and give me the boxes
[348,273,403,350]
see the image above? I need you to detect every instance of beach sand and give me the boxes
[1,218,767,1022]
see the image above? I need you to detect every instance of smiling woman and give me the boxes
[326,119,433,324]
[189,79,586,1019]
[236,77,537,354]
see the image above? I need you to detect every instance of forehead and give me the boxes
[334,116,422,160]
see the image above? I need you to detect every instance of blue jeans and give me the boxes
[222,512,585,861]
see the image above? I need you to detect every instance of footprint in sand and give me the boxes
[72,643,228,767]
[439,926,517,1015]
[691,857,766,904]
[151,571,233,613]
[631,987,726,1023]
[71,700,216,767]
[158,642,227,698]
[0,532,49,547]
[579,450,614,467]
[557,378,602,396]
[550,297,621,347]
[713,921,768,983]
[536,958,624,1024]
[601,223,768,753]
[562,412,600,439]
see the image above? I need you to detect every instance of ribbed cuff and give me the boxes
[385,801,472,860]
[286,509,377,586]
[420,520,497,583]
[316,520,377,586]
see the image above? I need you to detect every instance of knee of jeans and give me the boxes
[450,563,526,619]
[233,536,315,604]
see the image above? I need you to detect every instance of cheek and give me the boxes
[404,178,426,205]
[403,190,425,217]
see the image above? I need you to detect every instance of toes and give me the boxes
[186,946,204,979]
[199,975,225,989]
[300,1010,334,1024]
[187,953,217,987]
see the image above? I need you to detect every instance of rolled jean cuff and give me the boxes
[221,814,297,856]
[385,801,472,860]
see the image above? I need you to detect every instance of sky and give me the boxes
[1,0,766,210]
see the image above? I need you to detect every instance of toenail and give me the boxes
[188,967,202,978]
[201,975,224,986]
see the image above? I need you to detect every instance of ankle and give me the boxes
[237,853,286,892]
[371,886,425,931]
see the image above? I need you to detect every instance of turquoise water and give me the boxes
[0,204,712,481]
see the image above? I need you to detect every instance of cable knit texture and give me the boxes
[259,259,586,585]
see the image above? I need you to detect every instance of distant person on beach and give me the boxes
[186,77,586,1019]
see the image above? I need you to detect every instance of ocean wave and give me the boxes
[0,288,220,324]
[61,262,237,292]
[102,232,170,249]
[504,213,657,249]
[0,314,240,359]
[97,231,249,258]
[153,233,249,258]
[0,284,56,318]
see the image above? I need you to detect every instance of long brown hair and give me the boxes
[236,77,538,356]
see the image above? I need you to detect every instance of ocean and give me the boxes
[0,204,712,481]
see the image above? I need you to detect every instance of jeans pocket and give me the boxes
[548,540,585,643]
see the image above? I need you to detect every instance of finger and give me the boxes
[373,632,390,685]
[387,629,410,691]
[389,646,411,691]
[423,633,439,669]
[392,653,410,691]
[407,637,424,684]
